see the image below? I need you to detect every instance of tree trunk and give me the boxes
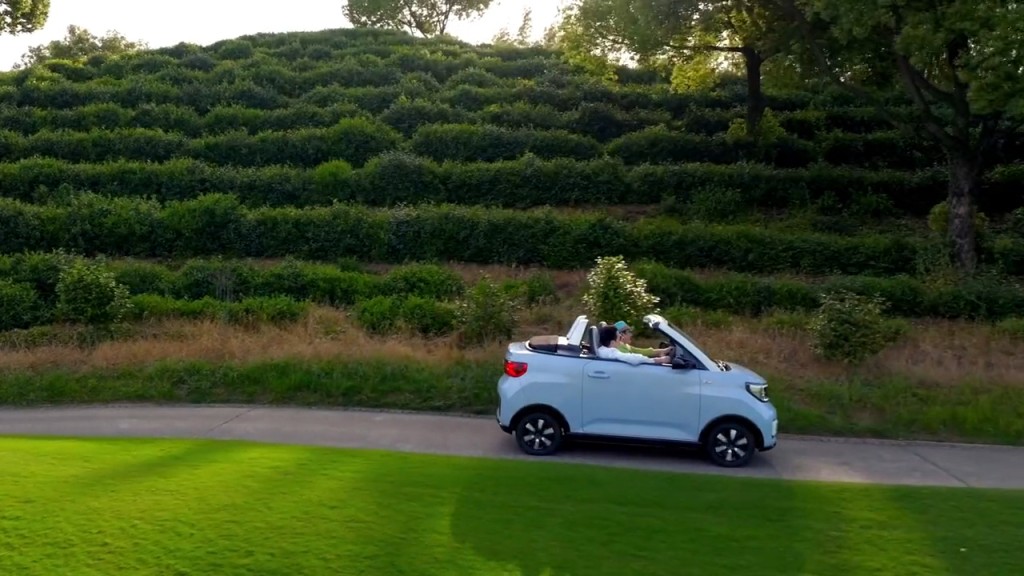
[741,48,765,138]
[947,152,980,274]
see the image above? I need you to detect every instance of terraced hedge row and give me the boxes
[2,193,1022,277]
[0,100,959,140]
[3,253,1022,325]
[7,123,1018,173]
[4,156,1023,216]
[2,105,1022,172]
[0,61,901,119]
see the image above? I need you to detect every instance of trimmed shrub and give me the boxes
[383,263,465,300]
[353,295,403,335]
[379,98,471,136]
[312,159,356,203]
[409,123,600,163]
[328,117,403,167]
[399,296,458,336]
[110,260,180,296]
[354,152,445,204]
[256,259,381,306]
[0,280,44,331]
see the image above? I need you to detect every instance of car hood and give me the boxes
[718,360,766,384]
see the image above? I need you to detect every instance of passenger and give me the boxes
[612,321,672,358]
[596,325,671,365]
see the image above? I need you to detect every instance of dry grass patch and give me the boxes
[2,306,1023,388]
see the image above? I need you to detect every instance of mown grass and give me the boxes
[1,436,1022,576]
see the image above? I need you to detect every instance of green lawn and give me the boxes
[1,438,1021,576]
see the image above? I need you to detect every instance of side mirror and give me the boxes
[659,341,670,349]
[672,358,696,370]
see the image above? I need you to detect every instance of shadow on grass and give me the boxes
[446,454,814,576]
[885,484,1024,575]
[68,437,249,491]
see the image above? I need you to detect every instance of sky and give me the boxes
[0,0,568,71]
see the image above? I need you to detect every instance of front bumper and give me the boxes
[760,418,779,451]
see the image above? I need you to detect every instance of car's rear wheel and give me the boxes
[514,411,563,456]
[705,421,756,468]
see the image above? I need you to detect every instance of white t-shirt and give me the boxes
[597,345,653,365]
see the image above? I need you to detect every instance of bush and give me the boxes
[994,317,1024,340]
[256,259,380,306]
[55,259,133,325]
[328,117,403,167]
[0,280,43,331]
[312,159,356,203]
[110,260,180,296]
[399,296,457,336]
[382,263,465,300]
[456,276,521,347]
[354,152,445,204]
[581,255,659,328]
[353,295,403,335]
[808,290,905,364]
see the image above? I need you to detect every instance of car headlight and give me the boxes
[746,383,769,402]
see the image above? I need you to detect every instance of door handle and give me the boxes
[587,370,609,379]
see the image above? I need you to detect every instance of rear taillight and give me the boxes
[504,359,528,377]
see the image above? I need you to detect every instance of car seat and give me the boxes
[587,325,600,355]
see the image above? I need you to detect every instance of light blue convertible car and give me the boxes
[496,314,778,467]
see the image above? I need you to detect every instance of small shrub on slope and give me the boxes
[808,290,905,364]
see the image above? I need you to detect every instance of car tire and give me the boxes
[705,421,756,468]
[514,411,563,456]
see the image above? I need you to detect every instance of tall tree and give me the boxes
[776,0,1024,273]
[15,24,147,68]
[343,0,494,37]
[557,0,798,137]
[0,0,49,35]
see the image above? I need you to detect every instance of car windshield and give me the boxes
[660,319,710,357]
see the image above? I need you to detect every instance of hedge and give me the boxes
[407,123,603,162]
[0,118,402,169]
[634,262,1024,322]
[3,156,1022,216]
[2,193,1023,277]
[4,254,1023,327]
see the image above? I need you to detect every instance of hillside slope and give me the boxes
[0,26,1022,279]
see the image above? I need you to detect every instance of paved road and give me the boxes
[1,404,1022,489]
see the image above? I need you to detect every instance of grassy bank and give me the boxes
[1,308,1023,445]
[1,437,1022,576]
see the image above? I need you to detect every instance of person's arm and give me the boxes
[606,347,654,365]
[618,342,660,357]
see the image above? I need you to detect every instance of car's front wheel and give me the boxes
[514,411,563,456]
[705,421,756,468]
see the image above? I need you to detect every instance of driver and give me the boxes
[596,325,671,366]
[612,321,673,358]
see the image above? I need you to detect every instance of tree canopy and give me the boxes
[777,0,1024,273]
[342,0,494,37]
[556,0,801,136]
[14,24,147,69]
[0,0,49,35]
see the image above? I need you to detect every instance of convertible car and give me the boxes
[495,314,778,468]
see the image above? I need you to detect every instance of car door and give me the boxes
[579,359,702,442]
